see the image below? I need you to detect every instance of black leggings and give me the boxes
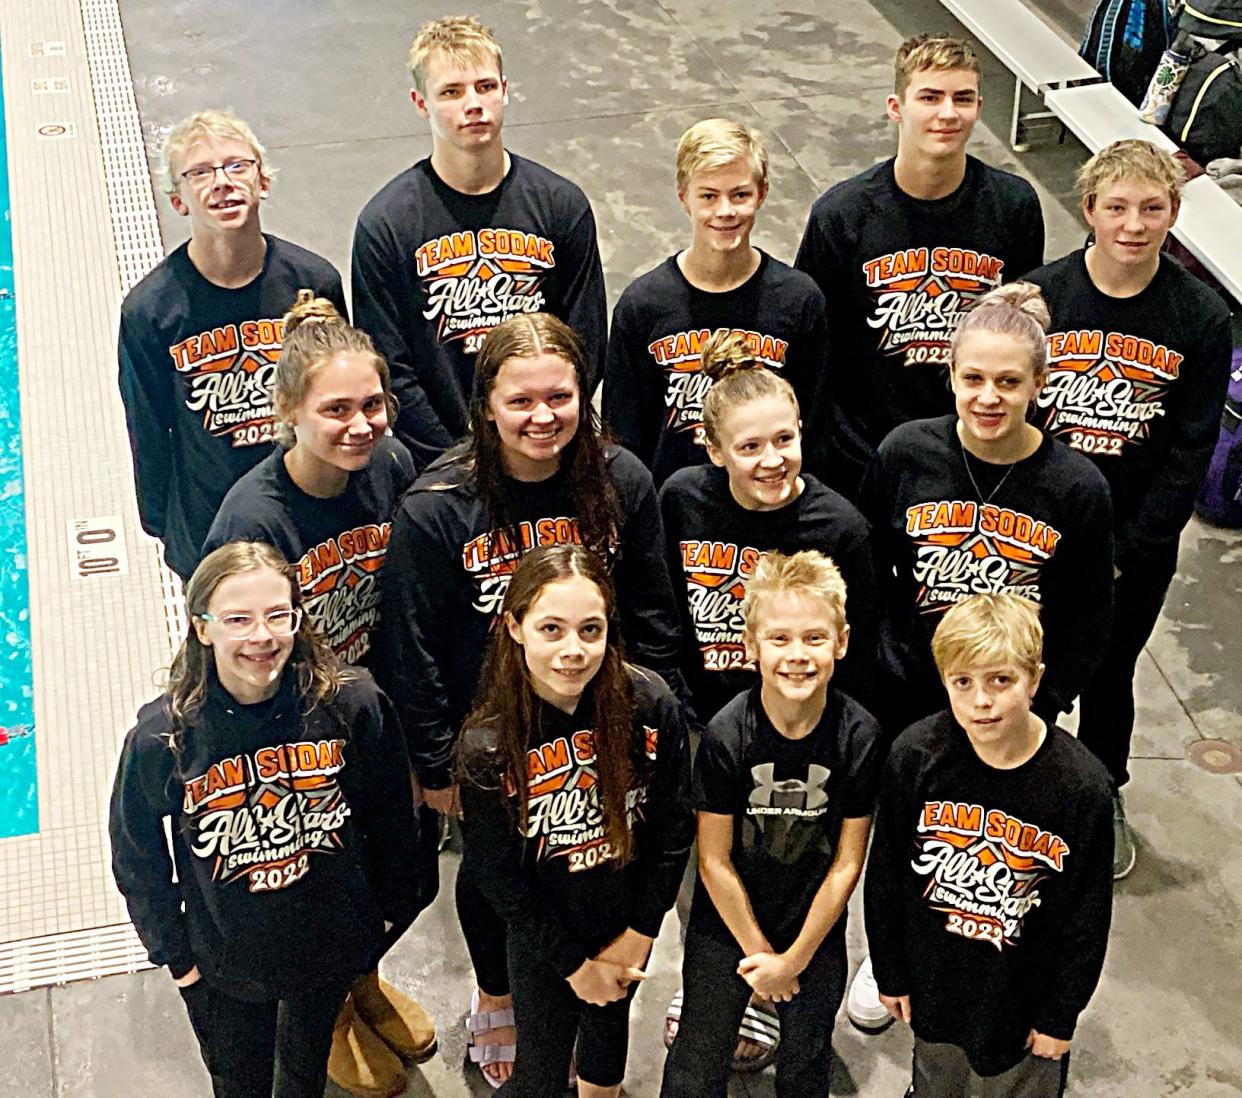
[178,977,350,1098]
[457,871,511,997]
[661,929,847,1098]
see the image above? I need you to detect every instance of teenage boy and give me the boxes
[1024,139,1232,879]
[118,110,346,581]
[661,550,882,1098]
[352,15,607,463]
[865,594,1113,1098]
[603,118,829,487]
[795,34,1045,500]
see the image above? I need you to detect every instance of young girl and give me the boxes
[109,541,420,1098]
[457,544,693,1098]
[378,311,687,1086]
[661,550,882,1098]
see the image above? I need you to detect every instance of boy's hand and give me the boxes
[1027,1031,1071,1059]
[737,952,800,1001]
[594,928,654,977]
[879,993,911,1024]
[567,959,643,1006]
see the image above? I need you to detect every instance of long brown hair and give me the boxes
[459,544,639,864]
[166,542,344,771]
[464,313,619,554]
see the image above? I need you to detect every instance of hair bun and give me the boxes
[976,281,1051,332]
[699,329,759,383]
[283,289,343,334]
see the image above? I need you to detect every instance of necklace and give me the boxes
[959,437,1017,503]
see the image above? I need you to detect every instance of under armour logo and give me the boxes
[749,763,830,812]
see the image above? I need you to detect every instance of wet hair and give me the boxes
[1077,138,1185,210]
[741,550,848,635]
[932,593,1044,679]
[166,541,343,772]
[950,281,1052,384]
[893,33,981,100]
[699,330,800,448]
[159,109,271,197]
[458,545,641,864]
[271,291,398,448]
[408,15,504,93]
[464,312,619,554]
[675,118,769,192]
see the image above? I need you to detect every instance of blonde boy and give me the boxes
[604,119,829,486]
[662,551,881,1097]
[865,594,1113,1098]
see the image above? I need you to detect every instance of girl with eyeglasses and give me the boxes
[109,541,420,1098]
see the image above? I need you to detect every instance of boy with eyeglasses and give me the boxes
[118,109,347,582]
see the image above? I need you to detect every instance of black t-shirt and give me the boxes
[352,154,607,460]
[795,157,1044,497]
[118,235,347,579]
[865,712,1113,1076]
[602,251,829,486]
[203,438,416,666]
[658,465,878,721]
[1024,250,1232,571]
[690,685,882,951]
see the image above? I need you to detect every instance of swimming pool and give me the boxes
[0,48,38,839]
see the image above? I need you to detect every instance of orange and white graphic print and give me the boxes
[183,739,350,894]
[1037,329,1182,458]
[295,524,391,664]
[460,516,593,616]
[863,247,1005,367]
[170,319,287,447]
[904,500,1063,613]
[913,800,1069,950]
[679,539,763,672]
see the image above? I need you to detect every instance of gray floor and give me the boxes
[3,0,1240,1095]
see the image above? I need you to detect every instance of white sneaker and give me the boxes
[847,956,894,1033]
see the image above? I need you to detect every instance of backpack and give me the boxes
[1178,0,1242,40]
[1163,48,1242,163]
[1195,346,1242,528]
[1080,0,1175,105]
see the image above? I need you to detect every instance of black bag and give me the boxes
[1178,0,1242,40]
[1163,48,1242,162]
[1081,0,1175,104]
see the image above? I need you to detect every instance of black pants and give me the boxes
[1077,555,1177,789]
[661,929,847,1098]
[457,872,511,997]
[178,977,350,1098]
[498,930,637,1097]
[912,1037,1069,1097]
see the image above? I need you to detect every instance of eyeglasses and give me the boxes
[180,158,259,185]
[197,608,303,640]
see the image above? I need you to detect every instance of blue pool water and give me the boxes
[0,48,38,839]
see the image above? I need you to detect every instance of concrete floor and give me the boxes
[3,0,1240,1095]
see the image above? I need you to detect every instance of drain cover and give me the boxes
[1186,739,1242,775]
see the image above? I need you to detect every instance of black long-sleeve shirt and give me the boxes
[861,416,1115,721]
[377,444,686,789]
[865,712,1114,1076]
[602,252,829,486]
[659,466,878,722]
[109,669,420,1000]
[795,157,1044,499]
[458,667,693,978]
[1024,250,1232,573]
[117,235,346,580]
[351,154,607,461]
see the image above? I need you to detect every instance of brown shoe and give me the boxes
[328,996,408,1098]
[351,969,438,1063]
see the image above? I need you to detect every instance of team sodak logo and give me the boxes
[914,800,1070,950]
[170,319,285,447]
[295,524,391,664]
[460,517,595,616]
[905,499,1063,612]
[679,539,762,671]
[183,739,350,893]
[1038,328,1182,457]
[415,228,556,355]
[863,247,1005,366]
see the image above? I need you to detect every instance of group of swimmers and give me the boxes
[107,13,1233,1098]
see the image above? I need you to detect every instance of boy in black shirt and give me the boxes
[603,118,828,486]
[866,594,1113,1098]
[795,34,1044,500]
[118,110,347,580]
[352,15,607,462]
[661,550,882,1098]
[1023,140,1232,879]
